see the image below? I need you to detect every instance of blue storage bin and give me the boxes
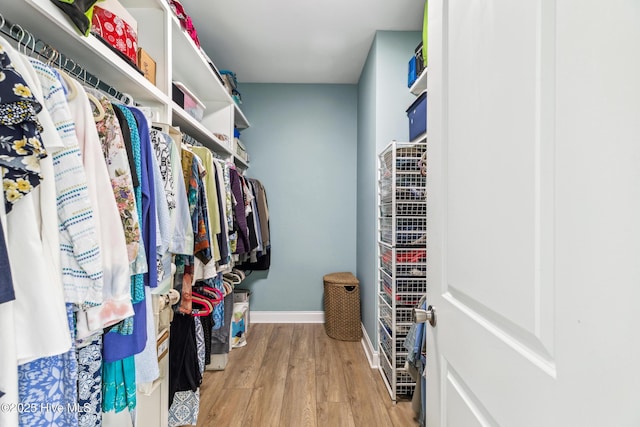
[407,92,427,141]
[408,56,418,88]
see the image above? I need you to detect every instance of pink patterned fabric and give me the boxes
[169,0,201,47]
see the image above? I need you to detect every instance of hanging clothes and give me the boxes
[168,314,201,406]
[149,128,193,295]
[229,167,250,255]
[77,334,103,427]
[87,90,142,269]
[0,222,14,304]
[168,315,205,426]
[236,178,271,271]
[1,37,72,365]
[134,287,160,388]
[127,106,157,291]
[149,129,174,293]
[175,147,212,315]
[252,178,270,248]
[166,127,194,258]
[102,356,136,413]
[18,304,78,427]
[191,146,221,280]
[213,160,232,267]
[65,78,133,340]
[113,104,146,306]
[28,58,104,308]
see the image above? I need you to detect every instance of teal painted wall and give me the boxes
[357,37,378,345]
[357,31,422,346]
[238,84,358,311]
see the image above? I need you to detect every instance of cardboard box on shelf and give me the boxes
[137,48,156,85]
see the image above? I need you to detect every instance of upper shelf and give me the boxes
[1,0,169,105]
[233,153,249,169]
[409,68,428,96]
[171,102,232,156]
[234,105,250,129]
[170,14,249,128]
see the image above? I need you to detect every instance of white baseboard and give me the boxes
[361,323,379,369]
[250,311,325,323]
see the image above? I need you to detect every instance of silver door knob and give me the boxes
[413,305,437,327]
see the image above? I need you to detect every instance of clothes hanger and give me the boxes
[191,293,213,317]
[193,286,224,306]
[222,280,233,297]
[87,92,106,122]
[231,268,246,280]
[58,69,79,101]
[45,49,79,102]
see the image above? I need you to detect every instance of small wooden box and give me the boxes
[137,48,156,86]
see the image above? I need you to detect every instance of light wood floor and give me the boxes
[197,323,420,427]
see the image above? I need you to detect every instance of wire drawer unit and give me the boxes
[377,140,427,401]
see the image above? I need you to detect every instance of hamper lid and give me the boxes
[323,272,359,285]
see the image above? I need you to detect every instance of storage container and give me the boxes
[172,81,206,121]
[415,41,426,77]
[91,2,138,66]
[137,48,156,85]
[408,56,418,88]
[406,92,427,141]
[323,272,362,341]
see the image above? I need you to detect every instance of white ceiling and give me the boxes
[180,0,424,84]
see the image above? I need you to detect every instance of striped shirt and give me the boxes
[30,59,103,307]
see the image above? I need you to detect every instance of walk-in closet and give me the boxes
[0,0,426,425]
[2,0,638,426]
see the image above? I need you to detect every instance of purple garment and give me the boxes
[213,166,229,263]
[230,168,250,254]
[128,107,157,290]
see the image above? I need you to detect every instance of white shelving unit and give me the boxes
[409,68,427,95]
[377,140,427,401]
[1,0,250,160]
[0,1,253,425]
[233,152,250,170]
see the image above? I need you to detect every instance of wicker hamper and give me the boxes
[323,272,362,341]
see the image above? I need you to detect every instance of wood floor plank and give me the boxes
[195,323,418,427]
[241,324,294,427]
[279,357,317,427]
[198,388,253,427]
[223,323,275,389]
[290,323,316,361]
[198,370,228,418]
[388,402,420,427]
[317,402,356,427]
[336,340,395,427]
[314,325,350,403]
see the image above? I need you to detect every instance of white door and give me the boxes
[426,1,640,426]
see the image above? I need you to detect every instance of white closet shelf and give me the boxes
[409,68,428,95]
[170,15,249,123]
[234,105,250,129]
[233,153,249,169]
[122,0,167,8]
[2,0,168,105]
[171,102,232,155]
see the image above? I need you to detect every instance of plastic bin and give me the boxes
[323,272,362,341]
[407,92,427,141]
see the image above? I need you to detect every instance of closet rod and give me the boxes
[0,13,132,104]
